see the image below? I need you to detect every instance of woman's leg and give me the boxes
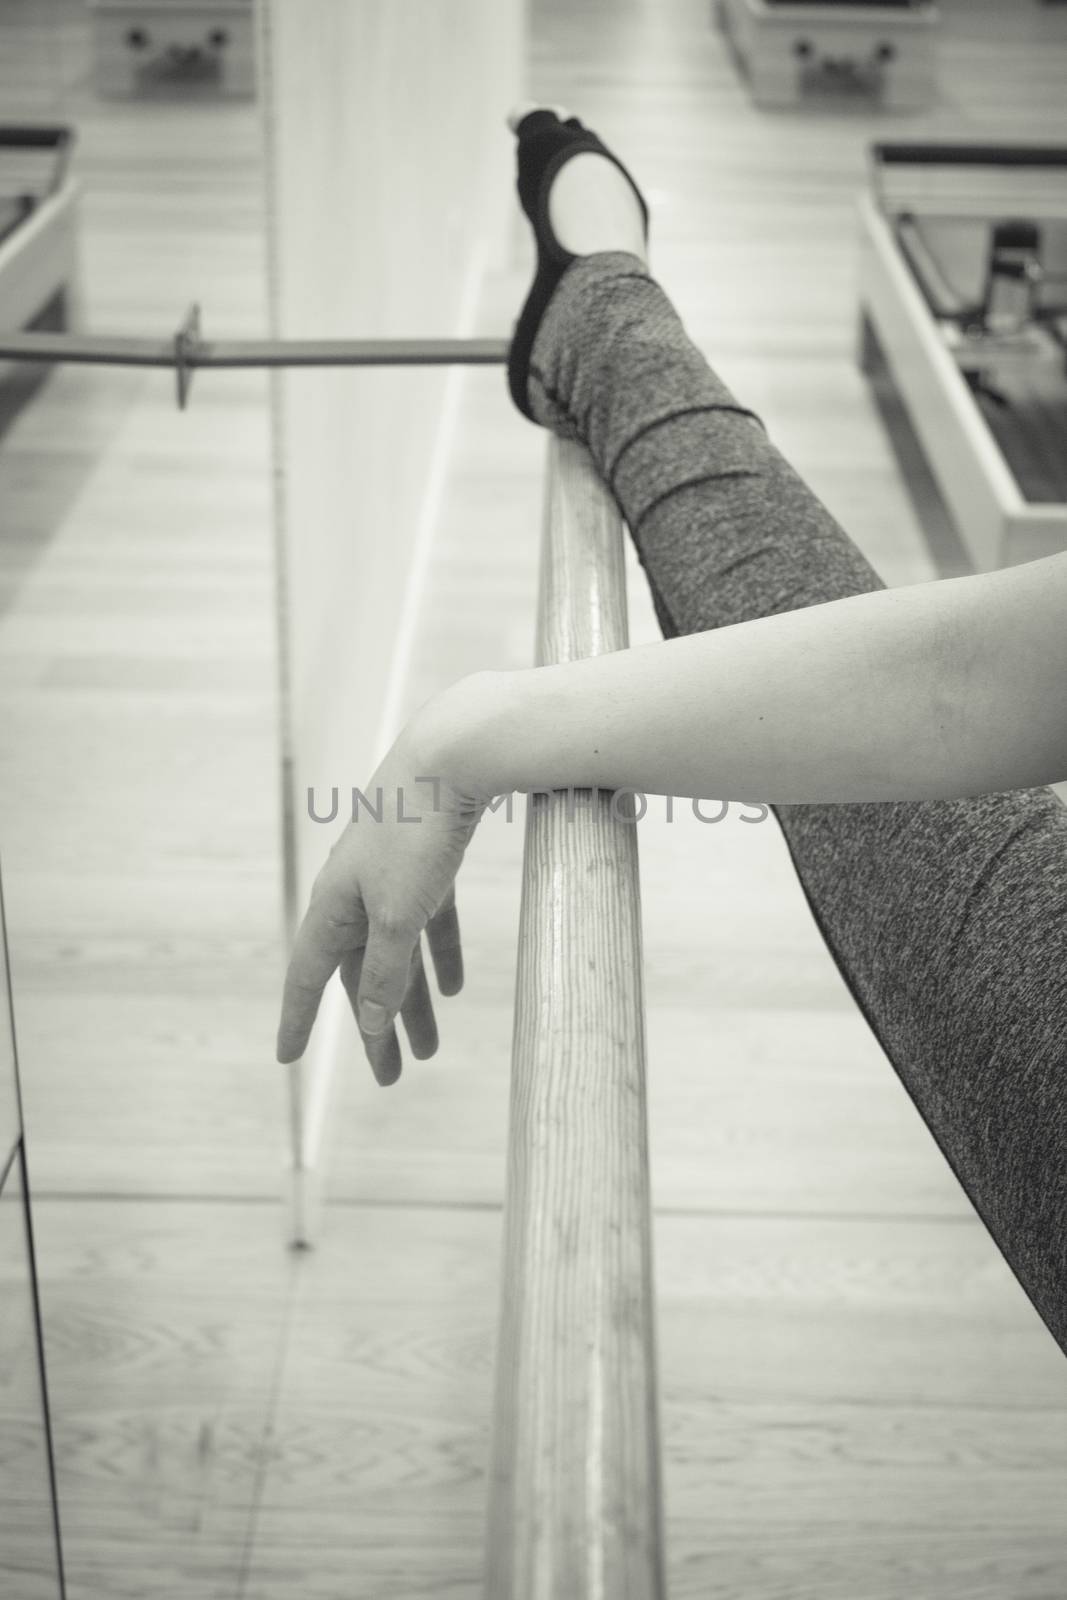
[526,250,1067,1355]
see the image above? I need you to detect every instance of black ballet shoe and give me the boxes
[507,108,649,422]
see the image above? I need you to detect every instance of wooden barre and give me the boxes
[485,436,666,1599]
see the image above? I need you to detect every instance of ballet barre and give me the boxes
[486,435,665,1598]
[0,310,511,405]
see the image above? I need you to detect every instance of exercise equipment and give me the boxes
[90,0,255,98]
[717,0,940,111]
[0,126,79,344]
[488,438,663,1599]
[857,142,1067,569]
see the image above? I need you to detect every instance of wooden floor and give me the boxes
[1,1,1066,1596]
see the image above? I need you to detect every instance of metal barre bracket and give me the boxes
[0,302,510,409]
[174,301,201,410]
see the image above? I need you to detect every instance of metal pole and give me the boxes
[0,329,510,369]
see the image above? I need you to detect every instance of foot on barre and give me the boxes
[506,103,650,421]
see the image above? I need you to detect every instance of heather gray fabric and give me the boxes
[524,251,1067,1355]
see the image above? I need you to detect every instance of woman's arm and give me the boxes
[427,552,1067,805]
[277,552,1067,1078]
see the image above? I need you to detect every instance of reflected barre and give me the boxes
[0,330,511,367]
[486,436,666,1598]
[0,317,510,407]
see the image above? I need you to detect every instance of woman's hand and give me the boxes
[275,686,491,1085]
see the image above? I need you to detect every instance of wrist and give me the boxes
[408,669,520,806]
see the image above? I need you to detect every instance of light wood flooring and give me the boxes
[1,1,1066,1596]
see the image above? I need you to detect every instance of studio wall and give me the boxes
[260,0,524,1197]
[261,0,525,909]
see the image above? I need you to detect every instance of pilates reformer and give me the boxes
[89,0,256,99]
[716,0,940,112]
[857,142,1067,570]
[0,126,80,353]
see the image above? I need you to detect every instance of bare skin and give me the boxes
[276,106,1067,1085]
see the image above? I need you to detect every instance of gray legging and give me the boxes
[523,250,1067,1356]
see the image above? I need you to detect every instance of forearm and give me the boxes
[426,559,1067,806]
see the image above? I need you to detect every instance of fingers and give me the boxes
[339,947,402,1087]
[280,889,464,1081]
[340,938,440,1079]
[276,898,358,1064]
[398,941,439,1061]
[426,889,464,997]
[342,919,422,1087]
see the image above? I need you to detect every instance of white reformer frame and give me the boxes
[0,145,80,345]
[856,143,1067,571]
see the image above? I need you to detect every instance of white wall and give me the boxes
[262,0,523,898]
[260,0,524,1202]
